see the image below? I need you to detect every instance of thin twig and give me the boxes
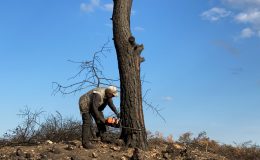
[142,89,166,123]
[52,40,119,95]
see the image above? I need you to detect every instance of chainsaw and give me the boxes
[105,117,142,131]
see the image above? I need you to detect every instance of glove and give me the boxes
[114,119,121,128]
[116,112,120,118]
[101,118,106,124]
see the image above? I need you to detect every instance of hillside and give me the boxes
[1,131,260,160]
[0,139,225,160]
[1,109,259,160]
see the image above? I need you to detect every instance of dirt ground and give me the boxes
[0,139,228,160]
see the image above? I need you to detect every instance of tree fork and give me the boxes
[112,0,147,150]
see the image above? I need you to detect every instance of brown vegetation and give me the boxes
[1,109,260,160]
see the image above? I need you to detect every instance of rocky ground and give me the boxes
[0,139,228,160]
[1,109,259,160]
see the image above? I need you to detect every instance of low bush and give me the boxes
[1,107,82,146]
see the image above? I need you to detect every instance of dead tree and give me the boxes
[52,40,119,95]
[112,0,147,149]
[53,0,163,150]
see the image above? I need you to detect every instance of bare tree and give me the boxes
[52,0,162,150]
[52,40,119,95]
[112,0,147,149]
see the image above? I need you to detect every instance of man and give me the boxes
[79,86,120,149]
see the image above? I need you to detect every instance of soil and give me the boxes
[0,139,228,160]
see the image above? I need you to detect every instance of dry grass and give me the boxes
[1,107,82,146]
[1,108,260,160]
[147,131,260,159]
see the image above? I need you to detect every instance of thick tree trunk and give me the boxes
[112,0,147,150]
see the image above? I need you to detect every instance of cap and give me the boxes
[107,86,118,97]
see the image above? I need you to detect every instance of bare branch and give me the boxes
[142,89,166,123]
[141,74,150,86]
[141,74,165,123]
[52,40,119,95]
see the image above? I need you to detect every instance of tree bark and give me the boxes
[112,0,147,150]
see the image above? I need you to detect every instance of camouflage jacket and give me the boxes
[79,87,118,121]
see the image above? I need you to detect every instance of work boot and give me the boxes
[82,142,95,149]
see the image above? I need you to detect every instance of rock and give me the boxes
[163,153,170,159]
[163,144,191,159]
[110,146,121,151]
[46,140,53,144]
[111,154,116,158]
[0,153,7,159]
[71,155,81,160]
[173,143,184,150]
[65,140,81,147]
[115,139,125,146]
[121,156,128,160]
[144,155,150,159]
[40,152,49,160]
[66,144,75,151]
[50,146,62,154]
[16,148,24,157]
[124,148,134,157]
[101,144,108,148]
[25,153,32,158]
[92,152,98,158]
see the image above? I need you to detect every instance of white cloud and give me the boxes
[235,9,260,24]
[162,96,173,101]
[80,3,95,12]
[91,0,100,6]
[223,0,260,8]
[103,3,113,12]
[80,0,113,13]
[235,9,260,38]
[202,1,260,39]
[201,7,231,21]
[80,0,100,12]
[134,26,145,31]
[240,27,255,38]
[223,0,260,28]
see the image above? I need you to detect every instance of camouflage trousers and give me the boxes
[81,110,106,145]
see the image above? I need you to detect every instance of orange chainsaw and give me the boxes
[105,117,141,131]
[105,117,120,127]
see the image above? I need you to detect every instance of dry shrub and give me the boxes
[3,107,43,145]
[2,107,82,146]
[155,131,164,139]
[218,141,260,160]
[177,131,260,160]
[0,138,8,148]
[147,131,175,147]
[166,134,174,144]
[178,132,193,144]
[147,131,166,147]
[37,112,81,142]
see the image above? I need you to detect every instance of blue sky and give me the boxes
[0,0,260,145]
